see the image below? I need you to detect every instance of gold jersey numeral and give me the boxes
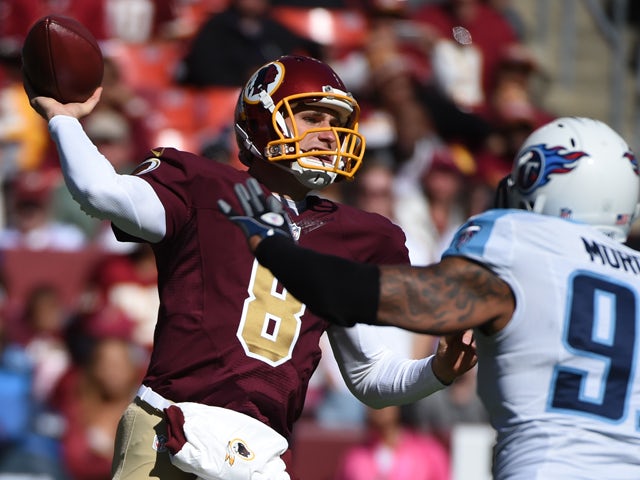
[237,260,305,366]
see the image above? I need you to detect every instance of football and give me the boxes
[21,15,104,104]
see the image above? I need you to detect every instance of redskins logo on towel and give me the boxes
[225,438,255,466]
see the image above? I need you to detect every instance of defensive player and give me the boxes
[221,117,640,479]
[26,55,476,480]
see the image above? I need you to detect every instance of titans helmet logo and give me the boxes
[514,144,588,194]
[244,61,284,104]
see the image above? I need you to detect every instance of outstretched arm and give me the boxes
[330,325,477,407]
[377,258,514,335]
[256,235,513,335]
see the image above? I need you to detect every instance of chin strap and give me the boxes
[290,163,336,189]
[268,160,336,190]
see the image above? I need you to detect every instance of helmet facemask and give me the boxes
[264,89,365,189]
[235,56,367,189]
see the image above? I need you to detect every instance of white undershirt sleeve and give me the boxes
[327,323,446,408]
[48,115,166,242]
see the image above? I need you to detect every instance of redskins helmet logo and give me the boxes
[244,61,284,104]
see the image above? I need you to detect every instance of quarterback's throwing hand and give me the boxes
[218,178,294,249]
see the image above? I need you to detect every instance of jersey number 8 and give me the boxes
[237,260,304,367]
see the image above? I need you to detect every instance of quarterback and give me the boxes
[26,55,476,480]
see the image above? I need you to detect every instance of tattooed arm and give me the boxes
[377,256,515,336]
[253,235,515,335]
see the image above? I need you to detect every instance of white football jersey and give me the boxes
[443,209,640,480]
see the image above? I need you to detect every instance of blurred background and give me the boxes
[0,1,638,480]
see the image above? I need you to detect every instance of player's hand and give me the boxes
[431,329,477,385]
[218,178,294,251]
[23,72,102,121]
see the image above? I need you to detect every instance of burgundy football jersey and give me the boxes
[120,148,410,440]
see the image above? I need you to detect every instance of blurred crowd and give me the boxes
[0,0,562,479]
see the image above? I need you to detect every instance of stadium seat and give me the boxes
[0,247,105,316]
[144,87,200,151]
[195,87,241,139]
[106,40,185,93]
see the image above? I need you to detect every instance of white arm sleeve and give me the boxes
[49,115,166,242]
[327,324,446,408]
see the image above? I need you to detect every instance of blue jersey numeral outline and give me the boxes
[548,271,638,423]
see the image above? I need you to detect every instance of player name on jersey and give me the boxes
[582,237,640,274]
